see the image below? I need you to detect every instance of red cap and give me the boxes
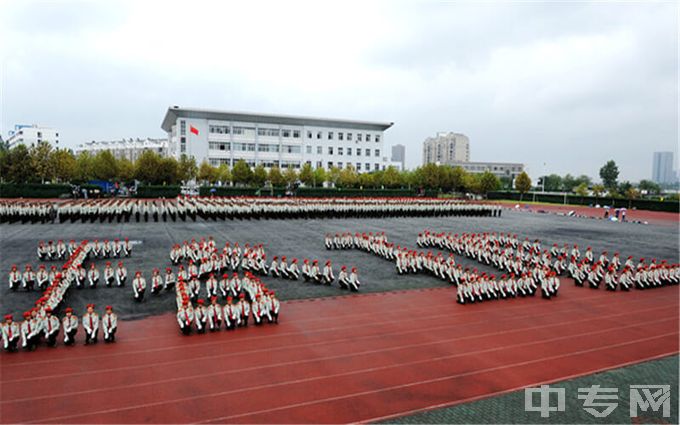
[105,305,113,311]
[197,299,205,305]
[65,307,73,313]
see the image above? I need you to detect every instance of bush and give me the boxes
[0,183,72,198]
[199,186,261,197]
[134,185,181,198]
[295,188,416,197]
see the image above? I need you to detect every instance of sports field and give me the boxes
[0,208,678,423]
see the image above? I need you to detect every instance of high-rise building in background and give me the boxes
[421,131,523,180]
[5,124,60,149]
[391,144,405,170]
[422,132,469,164]
[652,151,676,184]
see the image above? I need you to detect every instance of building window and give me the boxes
[316,161,322,168]
[347,133,352,141]
[317,132,322,139]
[281,160,301,169]
[338,147,344,155]
[338,162,343,168]
[210,125,230,134]
[293,130,300,138]
[180,121,186,135]
[234,142,255,151]
[209,142,231,151]
[284,145,301,154]
[374,163,379,171]
[282,129,291,138]
[357,149,361,157]
[375,149,380,157]
[356,163,361,171]
[56,133,59,137]
[328,132,334,140]
[327,161,333,168]
[257,128,279,137]
[338,132,344,141]
[317,146,322,154]
[307,131,312,138]
[366,134,371,142]
[365,162,370,170]
[365,149,370,156]
[328,147,334,155]
[306,146,312,154]
[260,144,280,153]
[347,148,352,156]
[375,135,380,142]
[357,134,362,142]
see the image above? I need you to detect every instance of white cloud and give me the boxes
[0,0,676,181]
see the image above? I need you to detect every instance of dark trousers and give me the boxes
[85,330,98,344]
[104,328,117,342]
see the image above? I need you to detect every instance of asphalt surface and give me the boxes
[1,210,678,320]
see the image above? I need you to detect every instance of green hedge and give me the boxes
[199,186,261,196]
[200,186,419,198]
[134,185,181,198]
[488,191,679,213]
[0,183,72,198]
[295,188,416,197]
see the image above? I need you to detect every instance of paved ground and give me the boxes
[1,210,677,319]
[381,355,679,424]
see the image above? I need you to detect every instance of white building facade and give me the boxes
[75,138,168,162]
[422,132,470,165]
[6,124,60,149]
[161,107,393,172]
[449,161,524,180]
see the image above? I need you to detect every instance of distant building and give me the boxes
[450,161,524,180]
[75,138,168,162]
[386,160,404,171]
[6,124,60,149]
[652,152,676,184]
[421,132,522,180]
[422,132,469,165]
[391,144,406,170]
[161,106,393,173]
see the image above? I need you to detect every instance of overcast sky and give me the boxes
[0,0,677,181]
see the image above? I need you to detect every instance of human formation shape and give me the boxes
[0,197,501,223]
[3,240,119,352]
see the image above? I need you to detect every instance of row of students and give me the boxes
[37,239,131,261]
[2,305,117,352]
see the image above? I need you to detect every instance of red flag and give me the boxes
[190,126,199,135]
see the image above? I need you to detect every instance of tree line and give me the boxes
[540,160,666,200]
[0,142,511,193]
[1,143,662,200]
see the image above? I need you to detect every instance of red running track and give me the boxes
[1,283,678,424]
[492,202,679,226]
